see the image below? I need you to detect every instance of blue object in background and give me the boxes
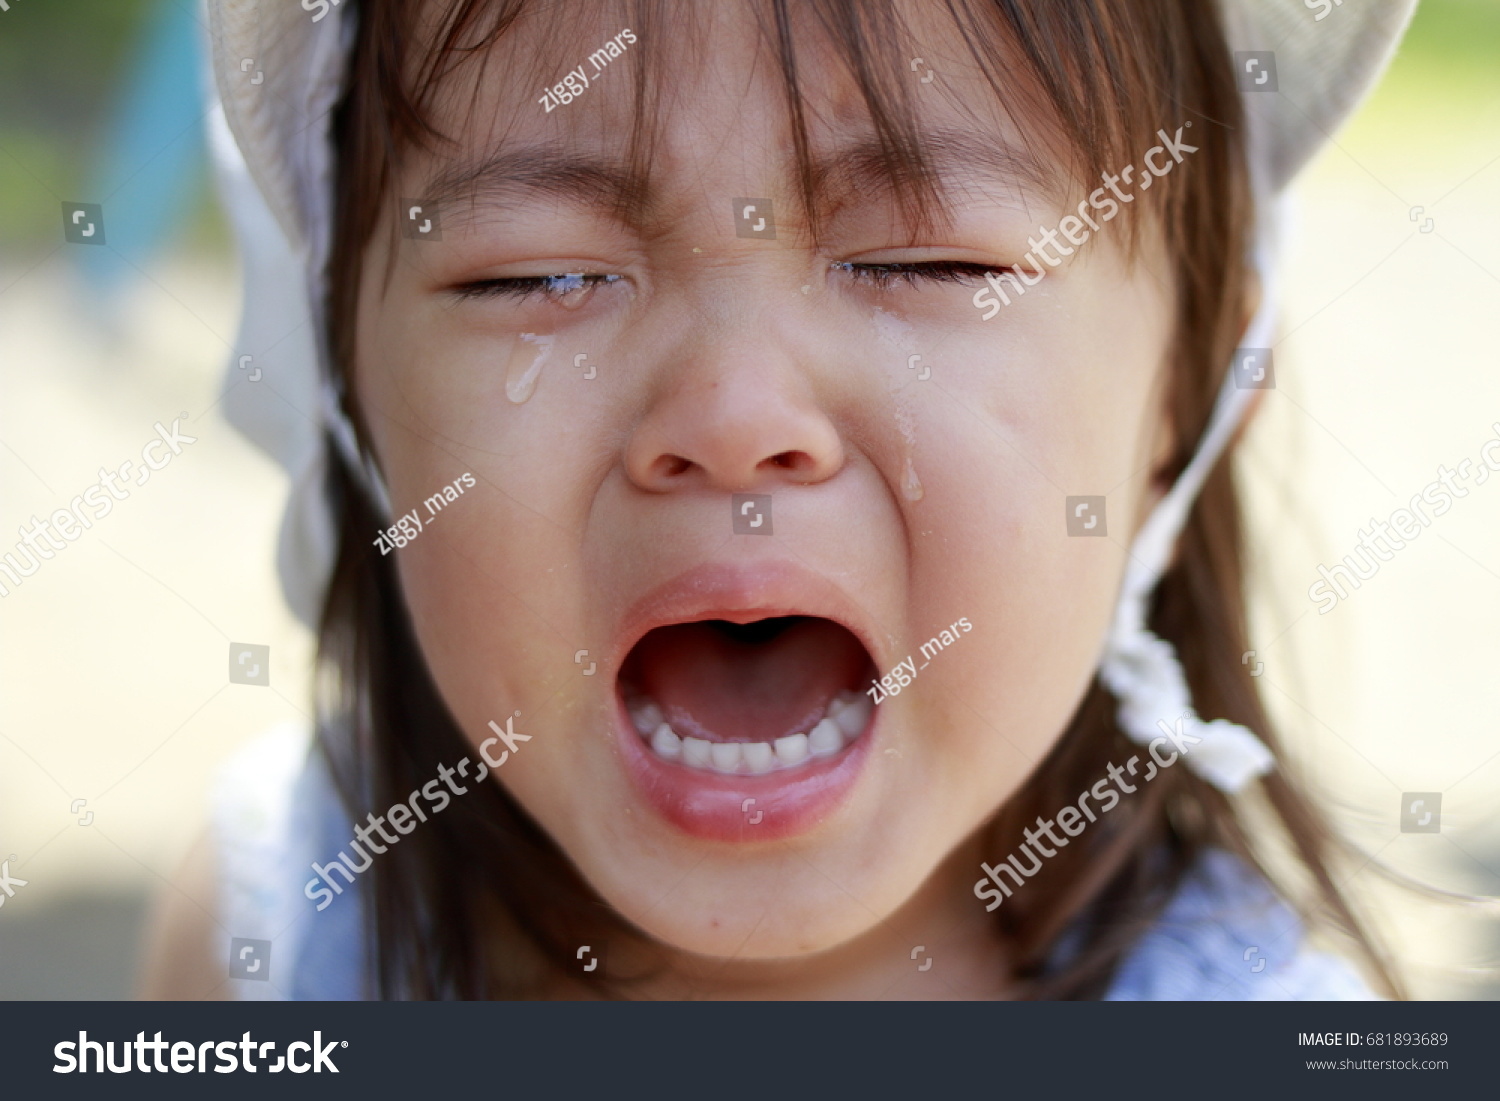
[77,0,207,297]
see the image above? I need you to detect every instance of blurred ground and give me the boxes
[0,0,1497,999]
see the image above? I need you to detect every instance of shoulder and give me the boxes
[1104,849,1378,1001]
[147,723,371,1001]
[138,828,230,999]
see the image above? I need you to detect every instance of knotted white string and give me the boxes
[1096,203,1283,795]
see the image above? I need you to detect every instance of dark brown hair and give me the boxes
[317,0,1399,998]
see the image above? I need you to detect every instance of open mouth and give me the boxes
[618,616,877,776]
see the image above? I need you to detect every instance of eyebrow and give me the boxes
[813,129,1067,211]
[420,128,1064,232]
[422,145,656,228]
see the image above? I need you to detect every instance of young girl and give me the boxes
[146,0,1416,999]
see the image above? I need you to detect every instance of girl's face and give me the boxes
[353,3,1175,968]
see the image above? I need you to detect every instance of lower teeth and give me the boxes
[628,689,871,775]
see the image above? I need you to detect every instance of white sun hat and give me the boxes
[204,0,1418,793]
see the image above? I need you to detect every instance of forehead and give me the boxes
[403,0,1077,229]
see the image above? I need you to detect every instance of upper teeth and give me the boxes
[628,689,871,774]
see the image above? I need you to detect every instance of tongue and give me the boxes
[623,617,869,743]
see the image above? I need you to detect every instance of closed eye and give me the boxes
[452,262,1002,300]
[833,260,1007,289]
[451,272,623,301]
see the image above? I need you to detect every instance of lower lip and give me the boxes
[613,693,876,842]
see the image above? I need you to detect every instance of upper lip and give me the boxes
[608,559,885,683]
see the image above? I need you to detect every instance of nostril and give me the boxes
[768,450,815,474]
[650,454,694,481]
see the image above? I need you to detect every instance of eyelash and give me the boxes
[834,260,1005,289]
[453,272,623,301]
[452,261,1002,301]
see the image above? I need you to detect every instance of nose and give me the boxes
[624,341,844,493]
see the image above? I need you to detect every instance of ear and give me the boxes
[1139,265,1265,535]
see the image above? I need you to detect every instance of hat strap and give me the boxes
[1096,200,1284,794]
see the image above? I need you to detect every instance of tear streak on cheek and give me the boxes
[872,308,925,502]
[506,332,555,403]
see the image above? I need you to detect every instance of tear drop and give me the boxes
[556,285,591,311]
[506,333,554,404]
[901,457,924,501]
[543,272,619,310]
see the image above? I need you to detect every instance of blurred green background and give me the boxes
[0,0,222,252]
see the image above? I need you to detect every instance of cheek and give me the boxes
[901,277,1169,801]
[360,321,506,491]
[354,285,616,818]
[903,465,1117,816]
[394,505,598,821]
